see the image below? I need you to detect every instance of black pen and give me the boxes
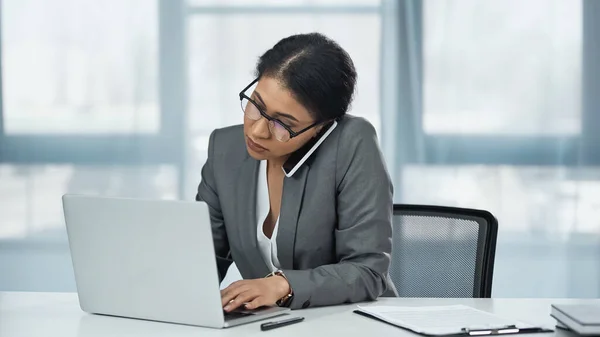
[260,316,305,331]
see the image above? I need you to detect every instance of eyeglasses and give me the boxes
[239,78,320,142]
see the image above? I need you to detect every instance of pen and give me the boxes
[260,316,305,331]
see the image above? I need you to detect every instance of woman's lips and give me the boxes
[246,137,267,153]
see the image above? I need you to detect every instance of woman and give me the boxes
[196,33,396,311]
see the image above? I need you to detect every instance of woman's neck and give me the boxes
[267,156,288,171]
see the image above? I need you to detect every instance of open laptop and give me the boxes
[62,194,289,328]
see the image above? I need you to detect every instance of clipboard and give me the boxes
[353,305,554,336]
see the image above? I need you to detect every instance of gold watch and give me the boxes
[266,270,293,307]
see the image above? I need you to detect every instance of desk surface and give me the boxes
[1,292,597,337]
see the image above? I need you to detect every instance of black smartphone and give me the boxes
[282,120,338,177]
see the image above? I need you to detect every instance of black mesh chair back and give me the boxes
[390,204,498,298]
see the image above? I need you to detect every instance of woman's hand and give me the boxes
[221,276,290,312]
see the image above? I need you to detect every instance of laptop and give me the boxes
[62,194,289,328]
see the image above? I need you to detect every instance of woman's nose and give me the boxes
[251,117,271,139]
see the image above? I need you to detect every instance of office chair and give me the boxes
[390,204,498,298]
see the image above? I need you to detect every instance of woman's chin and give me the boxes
[246,147,269,161]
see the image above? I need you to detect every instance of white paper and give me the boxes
[356,305,533,335]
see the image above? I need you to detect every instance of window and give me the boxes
[423,0,582,136]
[0,164,177,240]
[388,0,600,297]
[402,165,600,236]
[2,0,159,135]
[0,0,181,243]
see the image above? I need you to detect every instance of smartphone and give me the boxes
[282,120,338,177]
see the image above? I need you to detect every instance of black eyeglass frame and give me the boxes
[238,78,321,140]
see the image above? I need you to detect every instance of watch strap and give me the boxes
[266,270,294,307]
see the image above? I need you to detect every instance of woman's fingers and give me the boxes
[221,282,249,307]
[220,280,245,298]
[243,296,268,310]
[223,289,260,312]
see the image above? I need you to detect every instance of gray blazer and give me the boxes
[196,115,397,309]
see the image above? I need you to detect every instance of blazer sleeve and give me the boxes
[282,119,394,309]
[196,130,232,281]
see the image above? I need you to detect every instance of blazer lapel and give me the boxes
[277,164,310,270]
[235,156,270,278]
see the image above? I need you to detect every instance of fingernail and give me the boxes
[224,305,230,311]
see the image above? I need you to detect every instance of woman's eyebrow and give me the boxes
[254,91,300,123]
[253,92,268,109]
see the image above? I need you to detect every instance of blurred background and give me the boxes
[0,0,599,297]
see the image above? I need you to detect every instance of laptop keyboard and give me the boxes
[224,309,254,321]
[223,305,277,321]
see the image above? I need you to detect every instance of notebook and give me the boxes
[354,305,553,336]
[551,304,600,335]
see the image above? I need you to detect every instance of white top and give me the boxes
[220,160,279,289]
[0,292,585,337]
[256,160,281,271]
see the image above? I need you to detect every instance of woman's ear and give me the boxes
[312,123,327,138]
[312,120,334,138]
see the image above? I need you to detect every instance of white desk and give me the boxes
[1,292,597,337]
